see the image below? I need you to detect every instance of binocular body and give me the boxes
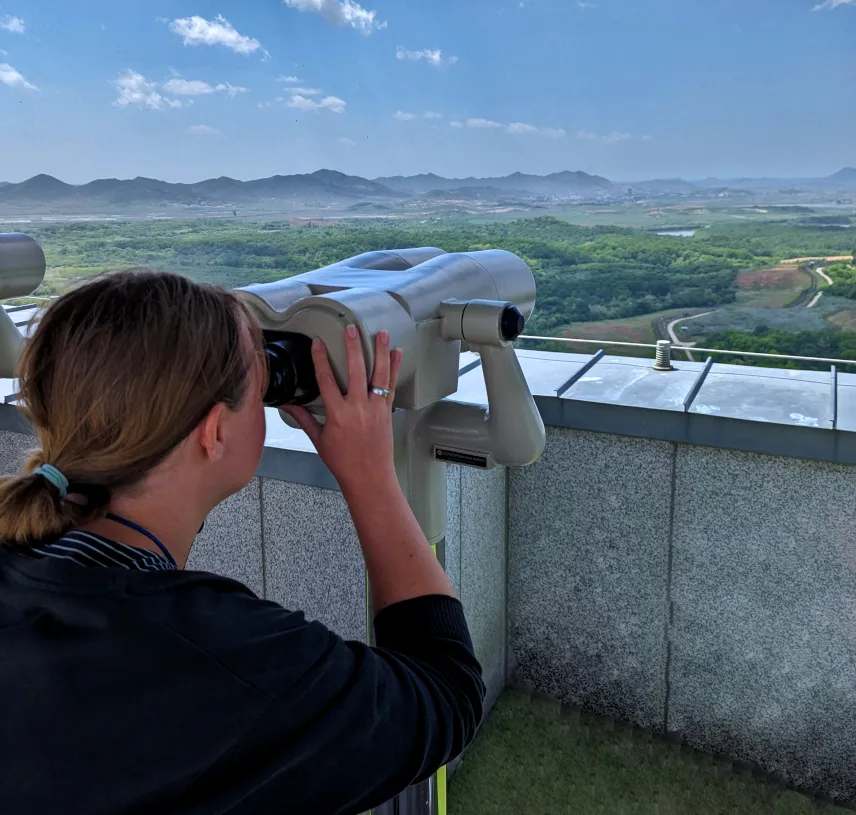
[236,248,536,411]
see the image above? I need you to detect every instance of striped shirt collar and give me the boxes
[26,529,176,572]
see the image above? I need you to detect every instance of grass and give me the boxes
[450,692,849,815]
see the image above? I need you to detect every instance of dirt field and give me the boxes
[736,266,808,289]
[734,265,813,308]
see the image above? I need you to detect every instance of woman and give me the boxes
[0,269,484,814]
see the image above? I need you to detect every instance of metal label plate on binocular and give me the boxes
[433,447,492,469]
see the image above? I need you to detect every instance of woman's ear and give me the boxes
[197,403,228,462]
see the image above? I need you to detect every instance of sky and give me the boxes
[0,0,854,184]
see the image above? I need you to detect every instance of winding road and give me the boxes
[816,266,833,286]
[661,311,715,362]
[805,267,832,309]
[666,311,715,345]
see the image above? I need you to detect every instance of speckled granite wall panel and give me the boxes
[508,426,673,731]
[670,445,856,801]
[0,428,35,475]
[262,479,367,644]
[460,465,507,709]
[187,478,264,598]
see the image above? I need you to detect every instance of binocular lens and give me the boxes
[262,332,320,407]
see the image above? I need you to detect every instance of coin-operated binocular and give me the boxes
[238,247,546,815]
[236,247,546,549]
[0,233,47,377]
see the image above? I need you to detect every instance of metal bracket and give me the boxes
[683,357,714,413]
[556,350,605,398]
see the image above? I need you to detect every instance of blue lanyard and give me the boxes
[106,513,179,569]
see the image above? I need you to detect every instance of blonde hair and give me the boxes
[0,268,261,546]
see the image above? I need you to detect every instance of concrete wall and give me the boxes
[507,425,856,801]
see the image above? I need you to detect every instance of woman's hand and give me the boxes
[282,325,402,495]
[286,325,454,611]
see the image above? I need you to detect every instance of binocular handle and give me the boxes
[420,343,546,468]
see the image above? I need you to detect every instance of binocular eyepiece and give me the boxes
[262,332,319,407]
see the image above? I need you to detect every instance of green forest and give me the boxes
[21,216,854,339]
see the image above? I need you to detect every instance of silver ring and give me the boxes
[370,386,391,399]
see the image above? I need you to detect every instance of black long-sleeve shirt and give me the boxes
[0,536,485,815]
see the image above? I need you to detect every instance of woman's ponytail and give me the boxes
[0,450,75,545]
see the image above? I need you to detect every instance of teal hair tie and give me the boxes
[32,464,69,500]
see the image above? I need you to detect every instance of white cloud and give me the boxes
[396,47,458,68]
[167,15,265,55]
[813,0,855,8]
[642,134,655,141]
[0,62,37,91]
[577,129,632,143]
[339,136,356,146]
[0,15,24,33]
[604,131,632,143]
[283,0,386,34]
[467,117,504,129]
[258,101,273,108]
[505,122,566,138]
[457,117,565,137]
[164,78,247,97]
[113,70,184,110]
[289,86,322,96]
[395,111,444,121]
[277,75,301,83]
[506,122,538,135]
[188,124,221,135]
[287,93,346,113]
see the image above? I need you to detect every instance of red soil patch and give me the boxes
[736,266,807,289]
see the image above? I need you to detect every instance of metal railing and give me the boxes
[518,335,856,369]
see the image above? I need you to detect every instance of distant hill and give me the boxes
[0,170,408,210]
[422,186,512,200]
[830,167,856,188]
[689,169,856,191]
[627,178,698,194]
[373,170,615,196]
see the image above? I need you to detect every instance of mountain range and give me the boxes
[373,170,614,196]
[0,168,853,211]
